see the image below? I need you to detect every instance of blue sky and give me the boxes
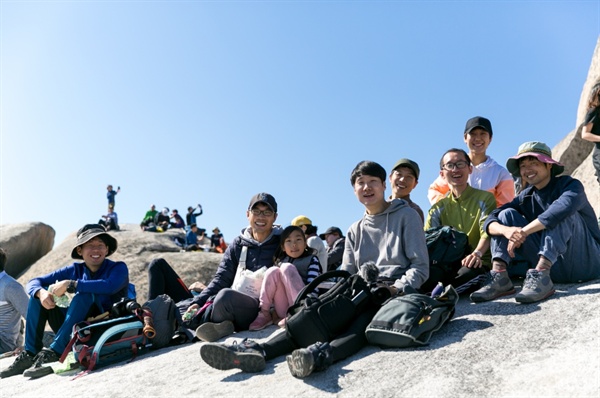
[1,1,599,250]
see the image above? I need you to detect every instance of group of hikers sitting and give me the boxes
[1,116,599,381]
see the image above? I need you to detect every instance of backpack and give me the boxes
[365,285,459,348]
[285,270,373,348]
[425,226,469,271]
[60,311,152,376]
[141,294,178,349]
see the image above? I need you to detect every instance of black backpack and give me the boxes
[425,226,469,271]
[365,285,459,348]
[285,270,372,348]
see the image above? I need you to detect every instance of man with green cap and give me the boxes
[0,224,130,379]
[471,141,600,304]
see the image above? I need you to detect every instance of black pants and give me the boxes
[421,263,489,295]
[260,301,379,363]
[147,258,194,302]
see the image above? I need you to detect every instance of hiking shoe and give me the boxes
[195,320,235,342]
[0,351,34,378]
[249,311,273,331]
[470,270,515,302]
[200,338,266,373]
[515,269,555,303]
[23,348,60,379]
[286,341,333,378]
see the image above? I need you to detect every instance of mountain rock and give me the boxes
[553,36,600,213]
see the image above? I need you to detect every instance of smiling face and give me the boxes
[283,229,307,258]
[246,203,277,242]
[390,166,418,199]
[353,174,386,213]
[76,236,108,270]
[440,150,472,190]
[464,127,491,156]
[518,156,552,189]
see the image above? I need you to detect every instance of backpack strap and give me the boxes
[293,270,351,305]
[86,320,144,372]
[238,246,248,271]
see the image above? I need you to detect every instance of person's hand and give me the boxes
[51,280,71,297]
[188,282,207,292]
[462,252,483,268]
[182,304,199,321]
[37,289,56,310]
[506,228,528,258]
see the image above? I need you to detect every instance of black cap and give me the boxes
[464,116,493,137]
[319,226,344,240]
[248,192,278,213]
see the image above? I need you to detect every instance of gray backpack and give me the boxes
[365,285,458,348]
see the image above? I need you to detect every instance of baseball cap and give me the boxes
[391,158,420,180]
[291,215,312,226]
[319,226,344,240]
[248,192,278,213]
[464,116,493,137]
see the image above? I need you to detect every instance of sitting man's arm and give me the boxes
[487,219,545,258]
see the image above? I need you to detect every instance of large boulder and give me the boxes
[17,224,222,300]
[553,36,600,214]
[0,222,55,278]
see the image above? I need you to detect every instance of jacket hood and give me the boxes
[240,224,283,246]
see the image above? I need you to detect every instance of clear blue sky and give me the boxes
[1,1,599,249]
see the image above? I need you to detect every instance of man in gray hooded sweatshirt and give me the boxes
[199,161,429,379]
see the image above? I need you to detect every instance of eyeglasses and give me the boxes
[250,209,274,217]
[442,161,469,171]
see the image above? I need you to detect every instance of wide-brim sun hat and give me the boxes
[71,224,118,259]
[506,141,564,177]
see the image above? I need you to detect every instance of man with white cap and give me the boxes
[471,141,600,303]
[0,224,129,379]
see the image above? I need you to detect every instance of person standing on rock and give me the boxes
[106,185,120,209]
[0,224,130,379]
[146,193,281,342]
[470,141,600,303]
[0,248,29,355]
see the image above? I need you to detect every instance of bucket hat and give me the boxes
[71,224,117,259]
[506,141,564,177]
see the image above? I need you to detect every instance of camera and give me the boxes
[111,298,141,318]
[370,284,392,305]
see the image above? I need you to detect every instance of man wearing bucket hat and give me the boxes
[0,224,129,379]
[471,141,600,303]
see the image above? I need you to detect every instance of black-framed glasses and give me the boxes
[250,209,274,217]
[442,161,468,171]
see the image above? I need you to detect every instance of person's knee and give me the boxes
[497,208,523,225]
[148,258,168,274]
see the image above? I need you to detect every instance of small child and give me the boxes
[249,226,322,331]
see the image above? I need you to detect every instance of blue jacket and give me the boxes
[484,175,600,244]
[26,259,130,312]
[193,225,282,307]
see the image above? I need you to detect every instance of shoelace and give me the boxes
[522,271,540,289]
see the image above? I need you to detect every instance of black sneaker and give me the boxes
[286,341,333,378]
[23,348,60,379]
[200,338,266,373]
[0,351,34,378]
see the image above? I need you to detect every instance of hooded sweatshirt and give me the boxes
[341,199,429,291]
[193,225,282,307]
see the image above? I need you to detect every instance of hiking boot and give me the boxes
[249,310,273,331]
[23,348,60,379]
[0,351,34,378]
[515,269,555,303]
[286,341,333,378]
[200,338,266,373]
[470,270,515,302]
[195,320,235,342]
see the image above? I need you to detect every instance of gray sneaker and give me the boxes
[200,338,266,373]
[195,320,235,342]
[470,270,515,302]
[515,269,555,303]
[286,341,333,378]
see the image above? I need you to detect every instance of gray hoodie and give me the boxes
[341,199,429,290]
